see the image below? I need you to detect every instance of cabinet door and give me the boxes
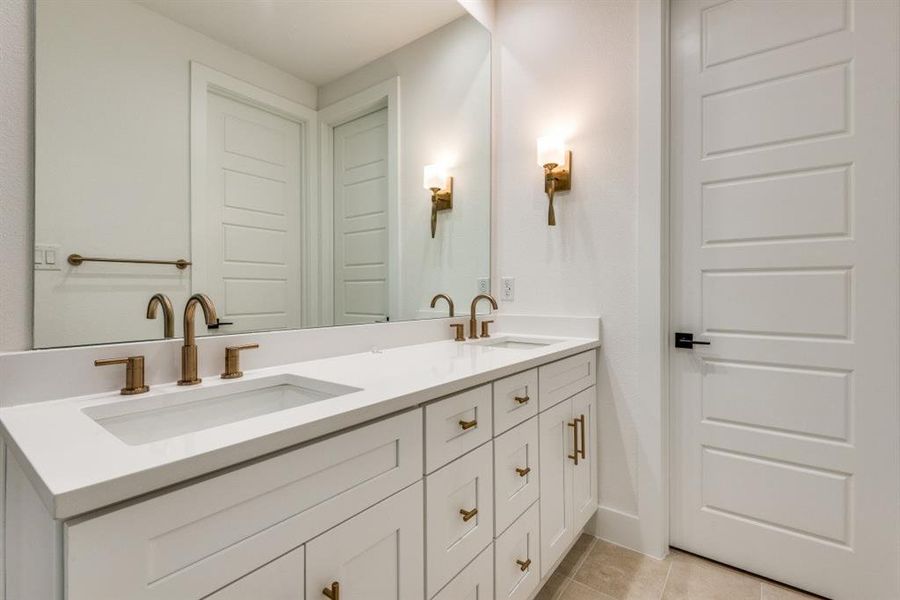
[571,387,598,531]
[432,545,494,600]
[306,482,424,600]
[425,442,494,597]
[207,547,304,600]
[538,398,575,578]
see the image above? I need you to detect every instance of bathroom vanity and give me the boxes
[0,323,600,600]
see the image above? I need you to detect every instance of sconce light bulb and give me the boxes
[536,135,565,168]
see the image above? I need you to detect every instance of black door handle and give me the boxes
[674,332,710,349]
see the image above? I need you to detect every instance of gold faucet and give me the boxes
[430,293,455,317]
[178,293,218,385]
[469,294,498,339]
[146,293,175,338]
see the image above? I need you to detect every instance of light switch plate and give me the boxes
[34,244,62,271]
[501,277,515,301]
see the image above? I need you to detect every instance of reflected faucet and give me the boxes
[178,293,218,386]
[430,293,455,317]
[146,293,175,338]
[469,294,498,339]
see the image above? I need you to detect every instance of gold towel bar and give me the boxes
[68,254,191,270]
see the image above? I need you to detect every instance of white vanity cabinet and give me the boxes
[11,348,599,600]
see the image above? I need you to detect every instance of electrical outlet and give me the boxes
[477,277,490,294]
[501,277,515,301]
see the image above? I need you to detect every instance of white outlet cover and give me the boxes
[477,278,490,294]
[501,277,515,301]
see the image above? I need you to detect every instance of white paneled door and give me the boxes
[333,108,389,325]
[669,1,899,598]
[203,91,302,333]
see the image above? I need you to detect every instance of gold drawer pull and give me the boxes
[568,420,579,465]
[459,418,478,431]
[514,395,530,404]
[577,414,586,459]
[516,558,532,572]
[322,581,340,600]
[460,507,478,522]
[515,466,531,477]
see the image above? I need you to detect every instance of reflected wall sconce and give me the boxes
[537,135,572,226]
[424,164,453,238]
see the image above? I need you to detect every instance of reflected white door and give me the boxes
[669,2,899,598]
[203,91,302,333]
[333,108,389,325]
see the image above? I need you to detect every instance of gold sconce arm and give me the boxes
[541,150,572,227]
[428,177,453,238]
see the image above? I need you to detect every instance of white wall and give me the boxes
[0,0,32,354]
[319,15,492,321]
[33,0,317,347]
[492,0,651,552]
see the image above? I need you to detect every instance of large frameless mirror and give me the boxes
[33,0,491,348]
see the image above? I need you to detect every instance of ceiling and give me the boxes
[137,0,468,86]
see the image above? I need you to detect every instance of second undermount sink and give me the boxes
[82,374,361,445]
[474,335,565,350]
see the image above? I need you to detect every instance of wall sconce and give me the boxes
[537,136,572,226]
[423,164,453,238]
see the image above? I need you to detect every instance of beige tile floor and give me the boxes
[535,535,824,600]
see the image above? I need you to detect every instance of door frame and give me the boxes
[630,0,671,559]
[189,62,319,327]
[317,78,401,327]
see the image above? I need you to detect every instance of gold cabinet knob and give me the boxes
[514,394,530,405]
[515,466,531,477]
[480,319,494,338]
[322,581,340,599]
[516,558,532,572]
[459,418,478,431]
[460,507,478,522]
[450,323,465,342]
[221,343,259,379]
[94,355,149,395]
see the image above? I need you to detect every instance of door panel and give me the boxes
[669,1,900,598]
[305,482,424,600]
[333,108,389,325]
[203,92,302,333]
[207,547,303,600]
[571,387,597,531]
[538,397,574,578]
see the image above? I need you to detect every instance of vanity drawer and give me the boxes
[493,368,538,435]
[425,384,493,473]
[65,409,422,600]
[432,544,494,600]
[425,441,494,598]
[495,502,541,600]
[538,350,596,411]
[494,416,540,536]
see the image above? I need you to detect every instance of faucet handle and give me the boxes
[450,323,466,342]
[480,320,494,338]
[95,356,149,395]
[222,343,259,379]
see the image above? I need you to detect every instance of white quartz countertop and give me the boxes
[0,332,600,520]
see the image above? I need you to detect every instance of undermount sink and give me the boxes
[82,374,361,445]
[474,335,564,350]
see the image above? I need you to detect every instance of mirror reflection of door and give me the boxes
[202,90,303,334]
[333,108,389,325]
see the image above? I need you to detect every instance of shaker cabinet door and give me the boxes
[207,547,304,600]
[538,397,576,578]
[571,387,598,531]
[306,482,424,600]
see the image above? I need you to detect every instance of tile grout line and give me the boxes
[658,554,674,600]
[553,535,598,600]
